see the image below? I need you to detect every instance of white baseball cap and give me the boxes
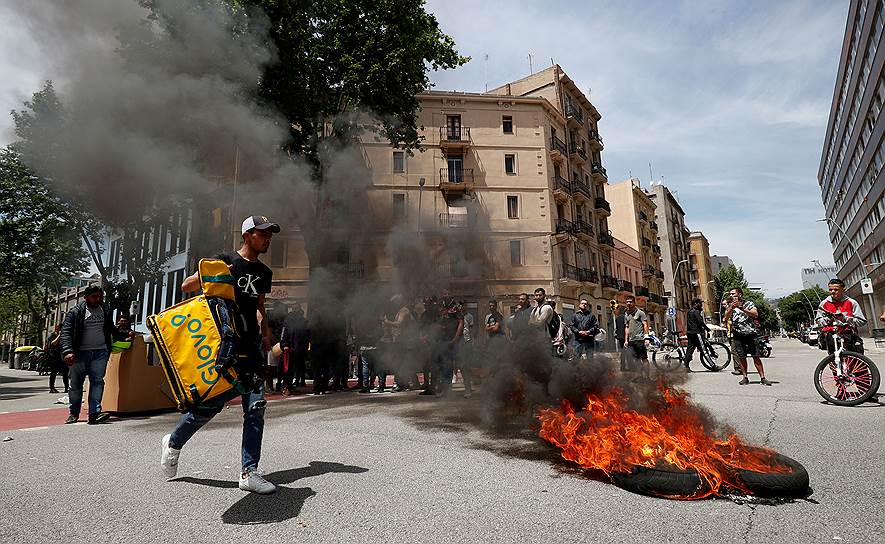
[241,215,281,234]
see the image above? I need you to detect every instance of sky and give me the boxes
[0,0,848,299]
[423,0,849,298]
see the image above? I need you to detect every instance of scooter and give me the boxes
[757,335,772,358]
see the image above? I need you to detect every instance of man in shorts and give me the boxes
[622,296,650,379]
[724,288,771,386]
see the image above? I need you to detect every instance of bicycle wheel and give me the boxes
[700,341,731,372]
[652,342,683,372]
[814,351,880,406]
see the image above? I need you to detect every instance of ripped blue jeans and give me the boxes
[168,383,266,470]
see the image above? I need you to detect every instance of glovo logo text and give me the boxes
[170,313,217,385]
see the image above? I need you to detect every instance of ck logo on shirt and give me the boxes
[237,274,260,296]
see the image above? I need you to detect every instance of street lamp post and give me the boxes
[817,217,880,329]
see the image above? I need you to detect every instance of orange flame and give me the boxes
[536,383,791,499]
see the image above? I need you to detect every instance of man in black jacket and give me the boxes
[570,298,600,359]
[60,285,121,424]
[683,298,709,372]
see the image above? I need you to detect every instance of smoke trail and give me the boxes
[7,0,287,227]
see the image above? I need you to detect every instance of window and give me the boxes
[507,195,519,219]
[510,240,522,266]
[270,239,286,268]
[393,193,406,221]
[504,153,516,174]
[502,115,513,134]
[393,151,405,173]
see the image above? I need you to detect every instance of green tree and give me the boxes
[777,287,826,331]
[0,146,89,344]
[11,82,173,315]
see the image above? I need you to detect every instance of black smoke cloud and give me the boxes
[8,0,290,226]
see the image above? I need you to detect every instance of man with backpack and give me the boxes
[160,215,280,494]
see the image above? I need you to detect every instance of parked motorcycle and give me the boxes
[757,335,772,358]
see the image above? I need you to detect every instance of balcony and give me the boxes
[587,129,603,150]
[439,126,471,154]
[553,175,571,203]
[568,141,588,162]
[638,211,648,222]
[579,267,599,284]
[601,274,619,291]
[575,219,594,239]
[652,244,661,254]
[591,163,607,181]
[594,196,611,214]
[641,237,652,248]
[649,293,662,305]
[635,285,650,298]
[439,168,474,192]
[571,179,592,201]
[649,220,659,231]
[438,213,469,228]
[618,279,634,294]
[565,104,584,125]
[560,263,581,283]
[642,266,656,277]
[549,135,567,161]
[656,270,665,280]
[555,217,577,237]
[598,232,615,247]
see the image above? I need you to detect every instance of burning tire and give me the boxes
[611,452,809,499]
[611,464,704,498]
[733,451,809,498]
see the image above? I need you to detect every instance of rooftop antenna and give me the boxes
[528,53,533,74]
[648,162,653,183]
[484,54,489,92]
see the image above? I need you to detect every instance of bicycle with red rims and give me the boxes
[813,310,880,406]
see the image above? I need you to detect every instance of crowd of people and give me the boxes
[43,212,885,496]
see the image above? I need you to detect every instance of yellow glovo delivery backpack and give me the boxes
[147,259,247,412]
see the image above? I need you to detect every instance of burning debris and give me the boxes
[536,381,809,500]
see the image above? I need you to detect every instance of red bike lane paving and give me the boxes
[0,384,363,432]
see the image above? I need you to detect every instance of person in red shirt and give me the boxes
[815,278,867,354]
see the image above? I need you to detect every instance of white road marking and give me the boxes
[28,408,53,412]
[22,426,49,431]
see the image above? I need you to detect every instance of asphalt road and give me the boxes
[0,338,882,543]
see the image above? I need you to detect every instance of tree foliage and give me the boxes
[777,286,826,331]
[0,146,89,342]
[11,82,172,314]
[712,264,779,333]
[231,0,469,161]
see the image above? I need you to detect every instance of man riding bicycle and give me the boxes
[815,278,867,354]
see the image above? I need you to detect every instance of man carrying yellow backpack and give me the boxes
[160,215,279,494]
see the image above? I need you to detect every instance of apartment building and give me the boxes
[150,66,616,328]
[688,231,715,319]
[710,255,734,275]
[818,0,885,331]
[647,184,693,327]
[605,177,667,329]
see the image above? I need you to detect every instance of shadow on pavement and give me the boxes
[176,461,368,525]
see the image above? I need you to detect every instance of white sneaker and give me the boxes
[160,434,180,479]
[239,468,276,494]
